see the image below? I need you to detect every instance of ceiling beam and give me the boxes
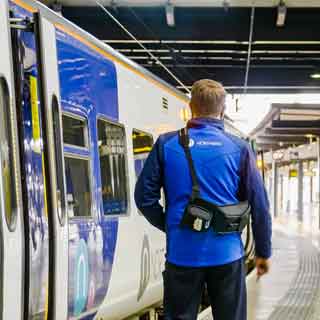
[118,48,320,55]
[272,120,320,128]
[178,85,320,90]
[107,42,320,53]
[256,136,309,144]
[265,127,320,136]
[272,103,320,110]
[103,40,320,45]
[141,63,317,68]
[254,143,285,151]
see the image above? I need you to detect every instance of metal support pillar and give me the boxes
[310,162,313,203]
[317,138,320,228]
[297,161,303,222]
[272,156,278,218]
[280,174,283,211]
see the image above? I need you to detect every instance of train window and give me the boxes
[65,156,91,217]
[52,95,66,225]
[132,129,154,179]
[0,77,17,230]
[62,114,87,148]
[132,130,154,156]
[97,119,129,215]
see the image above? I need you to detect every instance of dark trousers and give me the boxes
[163,258,246,320]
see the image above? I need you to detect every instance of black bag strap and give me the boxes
[178,127,200,200]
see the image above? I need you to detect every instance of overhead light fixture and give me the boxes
[276,0,287,27]
[273,150,284,161]
[306,134,314,148]
[223,0,230,12]
[311,73,320,79]
[50,1,62,15]
[110,0,118,13]
[305,134,314,139]
[166,1,175,27]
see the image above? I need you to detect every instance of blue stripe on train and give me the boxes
[56,29,120,318]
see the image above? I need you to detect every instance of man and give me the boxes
[135,79,272,320]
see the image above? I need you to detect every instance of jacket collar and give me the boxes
[187,117,225,131]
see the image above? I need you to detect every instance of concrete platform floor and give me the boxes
[198,217,320,320]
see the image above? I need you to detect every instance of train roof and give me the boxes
[13,0,190,103]
[12,0,245,138]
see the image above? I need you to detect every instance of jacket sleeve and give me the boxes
[134,137,165,232]
[240,145,272,259]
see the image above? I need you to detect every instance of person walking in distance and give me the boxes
[135,79,272,320]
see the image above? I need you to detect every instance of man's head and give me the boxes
[190,79,226,119]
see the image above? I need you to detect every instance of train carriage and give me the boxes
[0,1,253,319]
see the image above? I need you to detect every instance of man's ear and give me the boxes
[220,103,226,119]
[189,102,195,118]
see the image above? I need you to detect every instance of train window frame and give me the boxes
[62,112,89,150]
[132,129,154,216]
[62,112,93,219]
[0,76,18,231]
[64,152,93,219]
[96,116,130,218]
[52,95,66,226]
[132,129,154,156]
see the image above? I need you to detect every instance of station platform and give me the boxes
[198,215,320,320]
[248,221,320,320]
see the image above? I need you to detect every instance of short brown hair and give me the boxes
[190,79,226,117]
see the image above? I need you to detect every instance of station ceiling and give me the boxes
[43,0,320,94]
[43,1,320,7]
[251,103,320,150]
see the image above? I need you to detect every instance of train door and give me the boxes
[9,4,68,320]
[38,15,69,320]
[0,1,24,319]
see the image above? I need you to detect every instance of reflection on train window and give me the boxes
[132,129,154,179]
[62,114,87,147]
[97,119,128,215]
[65,156,91,217]
[0,77,17,230]
[52,95,66,225]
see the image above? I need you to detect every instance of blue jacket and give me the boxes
[135,118,272,267]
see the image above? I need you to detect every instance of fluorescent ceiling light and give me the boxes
[51,1,62,15]
[310,73,320,79]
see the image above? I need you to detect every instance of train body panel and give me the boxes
[96,61,186,320]
[0,1,252,320]
[56,27,118,316]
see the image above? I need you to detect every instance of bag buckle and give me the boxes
[193,217,211,231]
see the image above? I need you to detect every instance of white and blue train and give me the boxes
[0,1,254,319]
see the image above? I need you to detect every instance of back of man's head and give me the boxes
[190,79,226,119]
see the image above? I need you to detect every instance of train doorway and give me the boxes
[9,5,68,320]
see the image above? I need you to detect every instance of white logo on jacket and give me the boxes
[188,139,223,147]
[197,141,223,146]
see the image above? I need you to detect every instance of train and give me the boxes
[0,0,254,319]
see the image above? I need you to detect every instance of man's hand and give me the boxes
[255,257,270,278]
